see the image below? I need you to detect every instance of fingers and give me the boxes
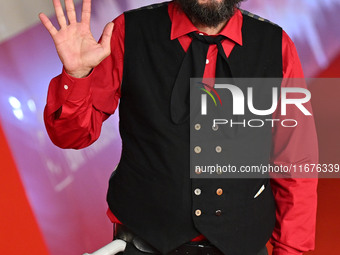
[39,12,58,36]
[100,22,114,54]
[81,0,91,25]
[65,0,77,24]
[52,0,67,28]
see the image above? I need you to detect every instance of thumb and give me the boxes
[100,22,114,54]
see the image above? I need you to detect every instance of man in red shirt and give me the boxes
[39,0,318,254]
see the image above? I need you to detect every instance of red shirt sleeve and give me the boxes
[269,30,319,255]
[44,14,125,149]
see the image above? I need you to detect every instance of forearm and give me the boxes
[269,177,318,255]
[44,68,110,149]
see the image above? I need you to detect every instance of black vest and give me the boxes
[107,2,282,254]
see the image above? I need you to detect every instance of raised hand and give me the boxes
[39,0,114,78]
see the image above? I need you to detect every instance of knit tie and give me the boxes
[170,32,233,124]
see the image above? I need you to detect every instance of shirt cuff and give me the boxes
[59,67,92,102]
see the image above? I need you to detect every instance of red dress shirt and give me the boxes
[44,2,318,255]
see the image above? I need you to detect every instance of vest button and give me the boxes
[215,210,222,216]
[194,146,202,154]
[216,188,223,196]
[194,123,201,130]
[195,167,202,175]
[195,209,202,216]
[215,146,222,153]
[194,188,201,196]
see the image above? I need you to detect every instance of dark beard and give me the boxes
[175,0,244,28]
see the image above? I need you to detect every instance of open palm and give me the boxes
[39,0,114,78]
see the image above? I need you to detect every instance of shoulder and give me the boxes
[239,8,282,34]
[240,9,279,27]
[124,1,170,18]
[123,1,172,32]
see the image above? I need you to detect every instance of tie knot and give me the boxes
[189,32,225,45]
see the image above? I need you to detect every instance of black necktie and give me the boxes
[170,32,233,124]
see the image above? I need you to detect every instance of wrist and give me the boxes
[65,68,92,78]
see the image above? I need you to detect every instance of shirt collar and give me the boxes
[169,2,243,46]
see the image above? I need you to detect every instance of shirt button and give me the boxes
[195,209,202,216]
[206,59,210,64]
[215,146,222,153]
[194,188,201,196]
[216,188,223,196]
[194,146,202,154]
[64,84,69,90]
[195,124,201,130]
[215,210,222,216]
